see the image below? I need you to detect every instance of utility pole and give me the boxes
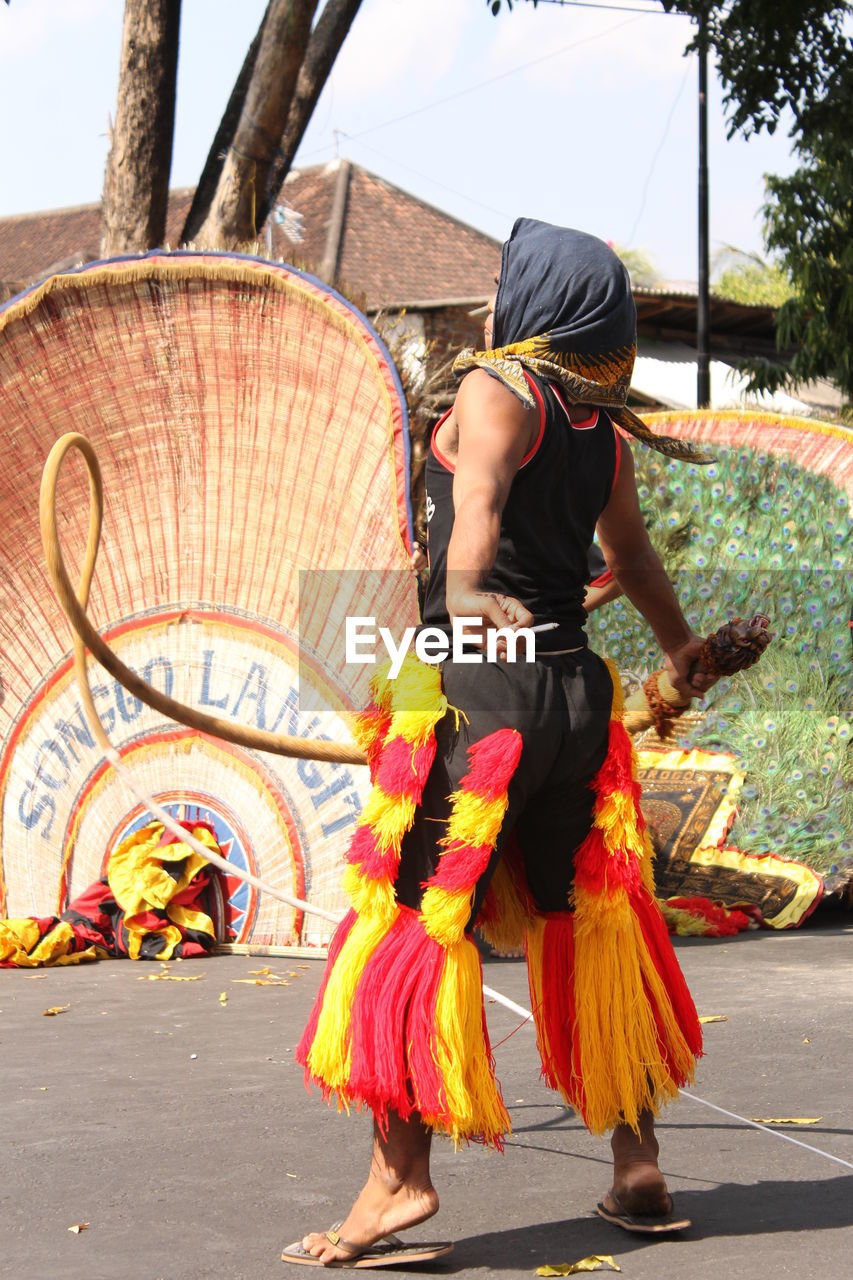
[697,5,711,408]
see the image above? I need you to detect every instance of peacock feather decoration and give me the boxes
[587,443,852,875]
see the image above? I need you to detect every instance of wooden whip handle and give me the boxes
[622,668,691,736]
[658,669,692,707]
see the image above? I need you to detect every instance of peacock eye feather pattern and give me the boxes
[588,441,852,875]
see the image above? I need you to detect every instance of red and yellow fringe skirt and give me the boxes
[297,656,702,1149]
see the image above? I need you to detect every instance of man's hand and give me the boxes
[446,586,534,659]
[410,543,428,573]
[663,634,716,700]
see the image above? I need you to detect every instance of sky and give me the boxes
[0,0,800,284]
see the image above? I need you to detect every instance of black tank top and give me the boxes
[422,371,620,652]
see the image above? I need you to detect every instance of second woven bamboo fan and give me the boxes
[0,253,418,945]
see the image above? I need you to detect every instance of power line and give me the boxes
[516,1,675,12]
[300,9,646,159]
[626,53,694,245]
[298,2,695,247]
[334,134,517,223]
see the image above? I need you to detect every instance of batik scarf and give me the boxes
[453,219,713,464]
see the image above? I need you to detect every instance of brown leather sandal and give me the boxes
[281,1222,453,1268]
[596,1192,691,1234]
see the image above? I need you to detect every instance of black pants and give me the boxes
[394,647,614,920]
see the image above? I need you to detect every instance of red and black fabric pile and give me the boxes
[0,820,221,968]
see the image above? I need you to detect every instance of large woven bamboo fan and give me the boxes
[0,253,418,946]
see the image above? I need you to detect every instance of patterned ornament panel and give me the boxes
[590,426,852,873]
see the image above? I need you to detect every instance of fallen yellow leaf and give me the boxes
[68,1223,89,1234]
[43,1005,70,1017]
[749,1117,821,1126]
[219,992,228,1005]
[537,1256,620,1276]
[698,1015,728,1024]
[232,978,289,986]
[248,967,271,975]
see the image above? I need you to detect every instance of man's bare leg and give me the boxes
[300,1110,439,1264]
[603,1109,672,1217]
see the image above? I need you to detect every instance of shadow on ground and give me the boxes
[441,1175,853,1272]
[336,1175,853,1274]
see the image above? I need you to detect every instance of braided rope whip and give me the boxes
[43,436,824,1184]
[40,433,368,768]
[43,452,848,1178]
[42,433,773,764]
[623,614,773,739]
[39,431,369,924]
[41,432,771,919]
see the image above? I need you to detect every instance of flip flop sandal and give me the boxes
[282,1223,454,1268]
[596,1192,691,1235]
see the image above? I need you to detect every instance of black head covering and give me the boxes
[453,218,713,464]
[494,219,635,353]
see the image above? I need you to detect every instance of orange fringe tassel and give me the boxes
[526,659,702,1135]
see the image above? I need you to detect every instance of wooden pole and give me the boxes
[697,7,711,409]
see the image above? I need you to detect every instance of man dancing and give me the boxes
[286,221,715,1266]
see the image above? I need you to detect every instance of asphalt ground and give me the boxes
[2,912,852,1280]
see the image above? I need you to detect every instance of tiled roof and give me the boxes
[0,191,194,294]
[313,162,500,307]
[0,163,500,310]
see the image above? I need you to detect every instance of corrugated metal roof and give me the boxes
[632,340,824,416]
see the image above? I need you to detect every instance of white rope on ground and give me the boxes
[42,436,849,1178]
[674,1089,853,1173]
[482,984,533,1023]
[110,743,853,1176]
[482,982,853,1175]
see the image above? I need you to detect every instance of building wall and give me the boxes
[421,302,486,361]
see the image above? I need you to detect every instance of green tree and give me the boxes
[491,2,853,403]
[610,244,660,289]
[747,50,853,402]
[666,3,853,399]
[658,1,851,138]
[713,251,793,308]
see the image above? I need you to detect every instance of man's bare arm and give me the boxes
[445,369,538,639]
[584,574,623,614]
[596,440,714,697]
